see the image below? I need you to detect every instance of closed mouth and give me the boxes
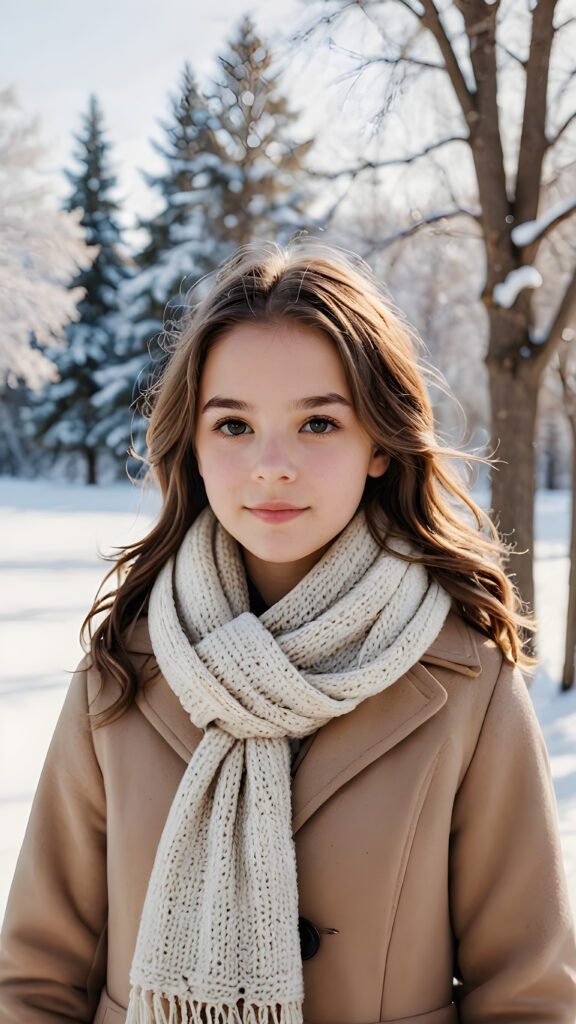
[247,506,308,521]
[248,504,306,511]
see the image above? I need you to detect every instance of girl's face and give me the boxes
[195,320,389,604]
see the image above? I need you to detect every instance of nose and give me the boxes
[251,434,297,482]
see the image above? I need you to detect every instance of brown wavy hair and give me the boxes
[85,238,532,722]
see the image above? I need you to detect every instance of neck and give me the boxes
[242,544,332,606]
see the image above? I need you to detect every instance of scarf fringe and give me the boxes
[126,988,303,1024]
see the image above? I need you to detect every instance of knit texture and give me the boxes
[127,507,451,1024]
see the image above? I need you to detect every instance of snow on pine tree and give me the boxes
[92,27,316,470]
[91,65,231,471]
[0,89,95,389]
[29,95,129,484]
[138,63,229,290]
[211,15,314,248]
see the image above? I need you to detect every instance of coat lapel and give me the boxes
[135,667,204,762]
[290,662,447,834]
[128,613,481,834]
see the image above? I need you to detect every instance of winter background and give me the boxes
[1,476,575,919]
[0,0,305,234]
[1,0,576,938]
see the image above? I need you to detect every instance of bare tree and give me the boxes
[304,0,576,616]
[559,337,576,690]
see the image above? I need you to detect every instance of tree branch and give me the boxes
[316,173,360,229]
[419,0,476,118]
[534,262,576,369]
[551,65,576,109]
[328,48,443,89]
[558,343,576,402]
[368,208,480,250]
[360,52,444,70]
[455,0,510,265]
[546,109,576,150]
[308,134,468,180]
[495,40,527,69]
[351,0,425,53]
[515,0,557,222]
[394,0,427,17]
[293,1,359,46]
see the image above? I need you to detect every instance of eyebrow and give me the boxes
[201,392,352,414]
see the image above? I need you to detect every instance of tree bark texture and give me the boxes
[562,416,576,691]
[86,448,97,486]
[421,0,560,615]
[488,353,539,616]
[329,0,574,616]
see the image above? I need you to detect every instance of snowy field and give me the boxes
[0,477,575,923]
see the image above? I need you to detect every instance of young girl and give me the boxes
[0,240,575,1024]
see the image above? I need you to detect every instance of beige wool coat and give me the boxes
[0,612,575,1024]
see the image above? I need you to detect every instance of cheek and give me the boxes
[201,448,243,488]
[309,441,370,478]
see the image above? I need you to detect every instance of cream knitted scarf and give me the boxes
[127,506,451,1024]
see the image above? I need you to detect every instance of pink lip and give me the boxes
[250,501,304,511]
[247,503,307,524]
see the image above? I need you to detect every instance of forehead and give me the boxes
[200,321,349,395]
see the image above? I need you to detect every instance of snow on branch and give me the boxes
[492,266,543,308]
[0,92,97,388]
[512,195,576,247]
[0,204,96,388]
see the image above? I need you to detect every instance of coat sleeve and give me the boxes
[0,661,108,1023]
[449,657,576,1022]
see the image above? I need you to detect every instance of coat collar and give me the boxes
[128,611,481,834]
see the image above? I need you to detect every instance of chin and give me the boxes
[249,546,309,565]
[244,537,317,563]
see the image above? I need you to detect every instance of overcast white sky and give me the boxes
[1,0,321,232]
[1,0,448,257]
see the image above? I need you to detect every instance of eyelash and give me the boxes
[212,416,340,437]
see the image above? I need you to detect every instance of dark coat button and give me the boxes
[299,917,321,960]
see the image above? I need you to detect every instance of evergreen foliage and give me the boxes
[135,64,226,300]
[213,15,313,248]
[29,95,128,484]
[89,66,223,476]
[100,20,315,469]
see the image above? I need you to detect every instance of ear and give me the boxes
[367,449,390,479]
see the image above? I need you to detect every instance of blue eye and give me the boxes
[302,417,337,434]
[218,420,253,436]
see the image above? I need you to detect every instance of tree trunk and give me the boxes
[487,358,539,618]
[0,393,27,475]
[561,415,576,691]
[86,447,97,486]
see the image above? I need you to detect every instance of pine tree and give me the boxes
[92,28,316,470]
[211,16,314,248]
[139,63,228,283]
[29,95,128,484]
[90,66,230,472]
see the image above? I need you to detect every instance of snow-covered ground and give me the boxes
[0,477,575,922]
